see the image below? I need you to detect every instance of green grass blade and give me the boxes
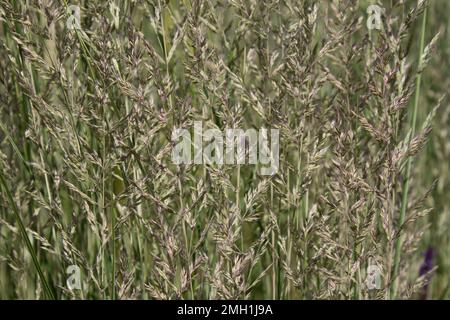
[390,5,428,299]
[0,172,55,300]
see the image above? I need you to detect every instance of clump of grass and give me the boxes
[0,0,448,300]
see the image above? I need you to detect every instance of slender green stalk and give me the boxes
[0,172,55,299]
[390,6,428,299]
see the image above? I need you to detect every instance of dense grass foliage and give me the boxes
[0,0,448,299]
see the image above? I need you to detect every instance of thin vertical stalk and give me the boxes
[390,6,428,299]
[0,173,55,299]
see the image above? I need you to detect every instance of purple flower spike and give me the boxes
[419,246,435,299]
